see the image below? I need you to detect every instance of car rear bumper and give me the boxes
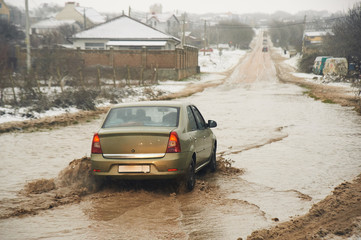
[91,152,191,179]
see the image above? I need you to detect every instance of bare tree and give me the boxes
[269,21,304,52]
[0,19,24,105]
[213,20,255,49]
[323,3,361,59]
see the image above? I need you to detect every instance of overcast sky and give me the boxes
[9,0,361,14]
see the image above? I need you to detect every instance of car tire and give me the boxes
[209,145,217,172]
[185,160,196,191]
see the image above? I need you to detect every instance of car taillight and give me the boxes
[91,133,103,154]
[166,131,181,153]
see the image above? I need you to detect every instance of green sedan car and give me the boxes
[91,101,217,191]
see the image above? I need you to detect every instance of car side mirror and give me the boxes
[207,120,217,128]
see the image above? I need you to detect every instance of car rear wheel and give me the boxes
[209,145,217,172]
[185,160,195,191]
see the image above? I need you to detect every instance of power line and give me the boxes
[212,16,347,29]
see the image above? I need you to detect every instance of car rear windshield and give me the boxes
[102,106,180,128]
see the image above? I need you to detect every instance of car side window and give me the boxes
[191,106,206,130]
[187,106,198,131]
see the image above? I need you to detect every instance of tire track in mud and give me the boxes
[219,125,290,157]
[0,155,244,219]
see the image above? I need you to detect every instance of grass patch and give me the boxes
[299,83,312,90]
[309,93,320,100]
[303,90,310,95]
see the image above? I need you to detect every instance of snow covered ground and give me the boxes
[0,48,247,124]
[198,49,246,73]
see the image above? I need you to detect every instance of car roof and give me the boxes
[110,101,192,109]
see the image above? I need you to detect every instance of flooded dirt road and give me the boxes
[1,34,361,240]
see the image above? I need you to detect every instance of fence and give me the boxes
[16,46,199,81]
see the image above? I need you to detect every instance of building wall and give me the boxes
[0,0,10,22]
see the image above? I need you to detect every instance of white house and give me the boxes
[146,13,180,37]
[55,2,106,29]
[69,15,181,50]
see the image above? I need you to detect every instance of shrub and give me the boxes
[298,53,319,73]
[53,88,100,110]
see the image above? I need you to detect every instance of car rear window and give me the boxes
[102,106,180,128]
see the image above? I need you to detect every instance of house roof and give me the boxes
[304,31,330,37]
[31,18,76,29]
[1,0,9,9]
[74,6,106,24]
[148,13,178,23]
[72,15,180,41]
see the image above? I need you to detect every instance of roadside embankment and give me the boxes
[273,53,361,115]
[247,174,361,240]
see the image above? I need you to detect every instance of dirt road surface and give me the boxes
[1,33,361,240]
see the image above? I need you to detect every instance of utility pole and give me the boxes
[216,26,219,49]
[181,14,186,48]
[83,8,87,29]
[302,15,307,54]
[203,20,207,56]
[25,0,31,73]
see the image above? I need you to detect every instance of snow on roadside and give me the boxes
[291,72,359,96]
[279,50,359,97]
[199,49,247,73]
[0,106,79,124]
[0,49,244,124]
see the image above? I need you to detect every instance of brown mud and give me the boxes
[0,157,98,219]
[1,155,243,219]
[247,174,361,240]
[244,50,361,240]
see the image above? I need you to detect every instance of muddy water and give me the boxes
[2,34,361,240]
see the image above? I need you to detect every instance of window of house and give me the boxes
[85,42,104,50]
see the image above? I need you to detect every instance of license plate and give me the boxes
[118,165,150,173]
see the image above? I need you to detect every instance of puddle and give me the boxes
[1,34,361,240]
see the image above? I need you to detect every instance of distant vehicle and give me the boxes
[199,48,213,52]
[262,46,268,52]
[312,56,332,75]
[91,101,218,191]
[323,58,348,76]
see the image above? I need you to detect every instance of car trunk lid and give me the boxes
[98,127,175,159]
